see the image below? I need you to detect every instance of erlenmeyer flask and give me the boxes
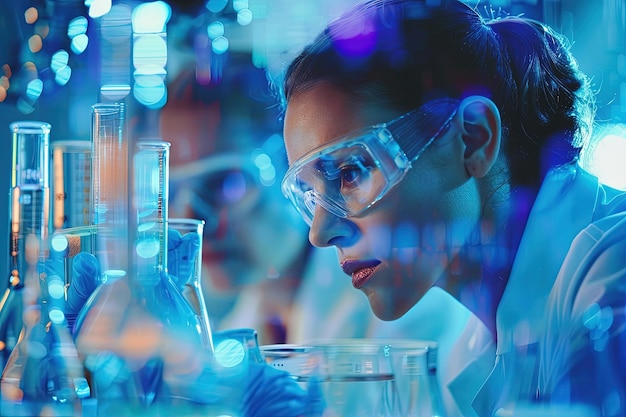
[73,139,207,413]
[168,218,214,351]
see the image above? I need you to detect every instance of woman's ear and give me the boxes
[458,96,501,178]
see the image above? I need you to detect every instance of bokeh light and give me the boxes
[50,50,69,73]
[212,35,229,54]
[87,0,112,18]
[28,34,43,53]
[71,34,90,54]
[583,124,626,190]
[214,339,245,367]
[206,0,228,13]
[132,1,171,33]
[207,21,225,39]
[55,65,72,86]
[237,8,253,26]
[68,16,89,38]
[24,7,38,24]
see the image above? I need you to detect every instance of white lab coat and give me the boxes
[465,164,626,416]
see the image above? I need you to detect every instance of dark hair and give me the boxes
[282,0,595,188]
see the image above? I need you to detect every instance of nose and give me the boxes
[308,205,357,248]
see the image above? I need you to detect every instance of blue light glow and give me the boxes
[207,21,225,39]
[133,75,166,108]
[133,34,167,69]
[68,16,88,38]
[51,50,69,73]
[87,0,112,18]
[215,339,245,368]
[71,34,89,54]
[49,307,66,325]
[132,1,171,34]
[55,65,72,85]
[583,123,626,190]
[26,79,43,100]
[206,0,228,13]
[237,8,252,26]
[47,276,65,300]
[259,165,276,187]
[254,153,271,170]
[212,36,229,54]
[233,0,248,12]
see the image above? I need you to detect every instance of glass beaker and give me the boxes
[167,218,213,351]
[262,340,396,417]
[315,341,396,417]
[385,340,444,417]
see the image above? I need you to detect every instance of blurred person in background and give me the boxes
[160,49,354,345]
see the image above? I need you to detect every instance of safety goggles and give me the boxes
[281,98,459,226]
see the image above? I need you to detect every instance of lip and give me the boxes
[341,259,382,289]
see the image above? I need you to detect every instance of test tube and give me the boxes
[1,121,51,399]
[0,122,51,350]
[91,102,128,273]
[132,140,170,285]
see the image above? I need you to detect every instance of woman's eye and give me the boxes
[339,164,362,185]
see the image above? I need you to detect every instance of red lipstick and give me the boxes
[341,260,381,289]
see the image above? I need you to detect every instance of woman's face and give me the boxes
[283,83,485,320]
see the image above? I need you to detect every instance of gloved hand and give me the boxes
[167,227,201,291]
[242,362,325,417]
[65,252,100,331]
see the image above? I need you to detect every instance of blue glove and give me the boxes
[167,228,201,291]
[242,362,325,417]
[65,252,100,331]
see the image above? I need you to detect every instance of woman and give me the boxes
[279,0,626,415]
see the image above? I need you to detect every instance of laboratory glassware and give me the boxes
[168,218,213,351]
[73,139,207,412]
[1,121,51,365]
[1,122,92,414]
[91,102,129,273]
[49,140,97,330]
[51,140,92,230]
[387,340,445,417]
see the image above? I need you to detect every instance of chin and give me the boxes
[364,288,410,321]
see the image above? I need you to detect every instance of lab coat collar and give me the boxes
[495,164,598,355]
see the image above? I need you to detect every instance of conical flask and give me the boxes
[73,138,208,414]
[168,218,214,351]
